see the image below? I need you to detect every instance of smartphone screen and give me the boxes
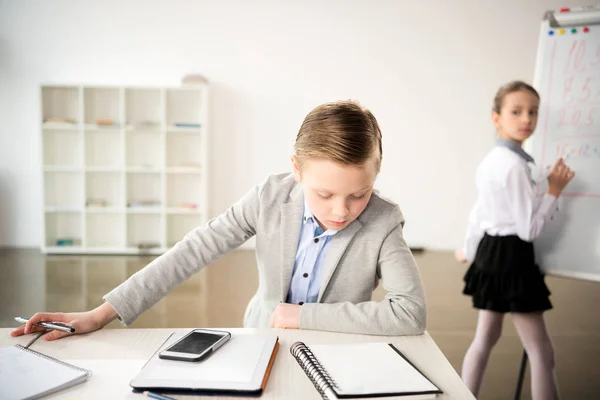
[167,331,225,354]
[159,329,231,362]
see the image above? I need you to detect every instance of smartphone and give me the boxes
[158,329,231,362]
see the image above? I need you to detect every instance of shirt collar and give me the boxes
[303,201,338,237]
[496,138,534,163]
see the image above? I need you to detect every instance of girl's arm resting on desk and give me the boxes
[103,181,264,326]
[299,212,427,336]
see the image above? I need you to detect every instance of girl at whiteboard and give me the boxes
[13,100,427,339]
[455,81,575,399]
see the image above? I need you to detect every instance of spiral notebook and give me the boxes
[290,342,442,399]
[0,344,92,400]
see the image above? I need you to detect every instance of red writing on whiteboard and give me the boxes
[564,41,600,74]
[558,105,598,130]
[562,75,600,104]
[555,142,600,159]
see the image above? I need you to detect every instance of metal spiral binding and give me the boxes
[290,341,338,399]
[15,344,92,376]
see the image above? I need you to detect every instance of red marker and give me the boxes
[583,26,590,33]
[559,7,570,13]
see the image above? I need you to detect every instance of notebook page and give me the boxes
[309,343,438,395]
[0,346,87,400]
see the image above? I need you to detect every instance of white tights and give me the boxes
[461,310,559,399]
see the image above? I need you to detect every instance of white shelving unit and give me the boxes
[41,84,209,254]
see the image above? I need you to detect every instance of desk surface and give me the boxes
[0,328,474,400]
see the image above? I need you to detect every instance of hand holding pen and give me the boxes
[14,316,75,333]
[10,306,118,341]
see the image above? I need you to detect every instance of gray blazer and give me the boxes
[104,173,427,336]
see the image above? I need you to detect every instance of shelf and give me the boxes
[126,206,162,214]
[45,212,81,248]
[43,129,81,167]
[42,122,79,131]
[127,214,162,249]
[166,125,202,133]
[41,84,208,254]
[86,171,123,209]
[84,124,122,131]
[85,129,122,168]
[166,207,202,215]
[42,86,79,126]
[85,166,122,172]
[87,213,125,248]
[166,174,202,208]
[88,247,167,255]
[44,171,82,208]
[126,129,162,170]
[167,132,202,168]
[125,124,162,132]
[167,214,202,246]
[44,166,82,172]
[167,88,202,127]
[45,206,82,213]
[43,246,85,254]
[86,207,125,213]
[166,167,202,174]
[126,166,162,173]
[125,88,162,128]
[127,172,162,211]
[84,87,120,126]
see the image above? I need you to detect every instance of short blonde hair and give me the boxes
[493,81,540,114]
[294,100,382,171]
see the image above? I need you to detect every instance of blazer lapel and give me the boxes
[317,219,363,302]
[279,184,304,302]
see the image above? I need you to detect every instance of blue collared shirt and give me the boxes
[286,202,338,305]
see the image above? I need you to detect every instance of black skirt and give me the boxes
[463,233,552,313]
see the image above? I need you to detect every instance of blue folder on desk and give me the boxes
[130,331,279,396]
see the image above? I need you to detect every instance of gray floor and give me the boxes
[0,248,598,399]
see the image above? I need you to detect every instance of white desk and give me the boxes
[0,328,474,400]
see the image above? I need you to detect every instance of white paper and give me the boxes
[309,343,438,395]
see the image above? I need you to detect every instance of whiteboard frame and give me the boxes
[529,8,600,283]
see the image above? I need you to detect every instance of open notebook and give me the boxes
[130,331,279,395]
[291,342,442,399]
[0,344,92,400]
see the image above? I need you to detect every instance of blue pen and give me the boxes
[143,391,176,400]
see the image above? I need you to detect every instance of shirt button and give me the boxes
[303,273,309,278]
[314,238,319,243]
[298,302,304,305]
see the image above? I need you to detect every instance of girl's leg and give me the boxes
[461,309,505,398]
[512,312,559,400]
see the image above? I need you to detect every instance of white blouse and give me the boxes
[462,143,559,261]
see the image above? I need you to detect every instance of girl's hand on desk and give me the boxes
[269,303,301,329]
[11,303,118,341]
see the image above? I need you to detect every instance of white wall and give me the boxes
[0,0,585,249]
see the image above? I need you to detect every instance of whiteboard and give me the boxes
[530,6,600,282]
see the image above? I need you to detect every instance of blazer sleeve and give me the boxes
[299,206,427,336]
[103,181,263,326]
